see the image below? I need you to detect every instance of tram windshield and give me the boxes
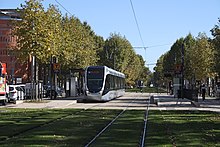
[87,67,104,92]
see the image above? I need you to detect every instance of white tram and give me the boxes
[84,66,125,101]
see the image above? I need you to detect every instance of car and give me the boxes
[44,85,65,99]
[215,82,220,98]
[8,84,25,103]
[25,82,46,99]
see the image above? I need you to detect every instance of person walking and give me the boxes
[201,84,206,101]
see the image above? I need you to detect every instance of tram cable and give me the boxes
[54,0,73,16]
[129,0,145,48]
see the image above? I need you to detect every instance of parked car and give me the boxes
[215,82,220,98]
[8,84,25,103]
[44,85,65,99]
[25,82,45,99]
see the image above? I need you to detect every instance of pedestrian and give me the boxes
[201,84,206,101]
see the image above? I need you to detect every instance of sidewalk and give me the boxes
[2,93,220,113]
[151,94,220,113]
[4,96,83,109]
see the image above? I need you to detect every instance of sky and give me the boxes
[1,0,220,71]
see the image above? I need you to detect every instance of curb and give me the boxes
[191,101,200,107]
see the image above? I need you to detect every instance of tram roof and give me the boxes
[86,66,125,78]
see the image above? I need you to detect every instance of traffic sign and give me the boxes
[53,63,60,72]
[175,64,182,74]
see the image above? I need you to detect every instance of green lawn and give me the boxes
[0,108,219,146]
[146,110,220,147]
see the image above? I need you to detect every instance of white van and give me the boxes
[8,84,25,103]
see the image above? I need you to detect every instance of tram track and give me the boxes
[0,111,75,142]
[0,110,56,129]
[0,95,151,146]
[139,94,151,147]
[0,101,110,143]
[84,96,150,147]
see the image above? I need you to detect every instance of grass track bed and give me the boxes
[147,110,220,146]
[90,110,145,147]
[0,109,121,146]
[0,108,219,146]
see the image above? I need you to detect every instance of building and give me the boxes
[0,9,30,84]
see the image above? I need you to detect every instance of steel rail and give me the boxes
[0,112,75,142]
[84,97,138,147]
[139,95,150,147]
[0,101,109,143]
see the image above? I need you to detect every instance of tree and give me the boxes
[100,33,148,86]
[185,33,214,81]
[12,0,47,62]
[13,0,99,69]
[12,0,150,87]
[162,38,184,74]
[154,33,214,88]
[101,33,132,71]
[211,18,220,76]
[60,16,98,69]
[44,4,62,63]
[154,54,166,87]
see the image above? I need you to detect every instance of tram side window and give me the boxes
[121,77,125,89]
[120,78,123,88]
[115,77,118,89]
[114,77,118,89]
[117,77,120,89]
[105,75,110,90]
[110,75,114,90]
[107,74,125,90]
[109,75,117,90]
[117,77,119,89]
[118,77,121,89]
[119,77,122,88]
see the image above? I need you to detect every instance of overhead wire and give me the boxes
[129,0,145,48]
[129,0,148,65]
[54,0,73,16]
[133,43,172,49]
[55,0,154,64]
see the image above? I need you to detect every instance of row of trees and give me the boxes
[12,0,149,86]
[154,18,220,87]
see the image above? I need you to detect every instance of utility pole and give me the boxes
[181,41,185,99]
[50,55,53,99]
[31,54,35,100]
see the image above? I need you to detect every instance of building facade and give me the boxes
[0,9,30,84]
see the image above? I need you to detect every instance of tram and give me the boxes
[84,66,125,101]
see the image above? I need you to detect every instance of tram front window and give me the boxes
[87,67,104,93]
